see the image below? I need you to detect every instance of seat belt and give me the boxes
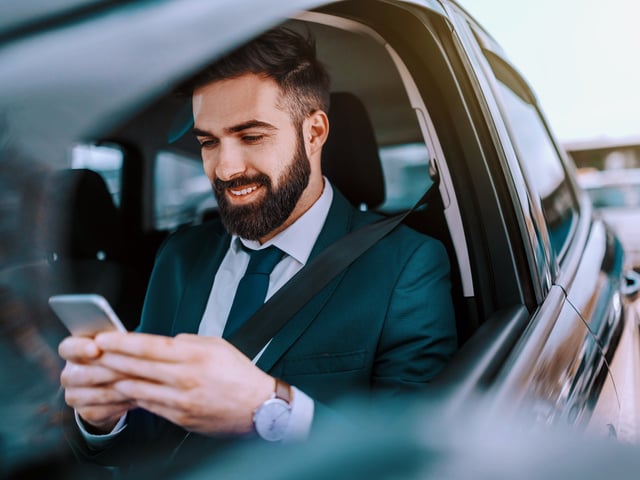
[229,168,441,359]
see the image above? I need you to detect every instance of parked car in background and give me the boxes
[578,168,640,269]
[1,0,639,477]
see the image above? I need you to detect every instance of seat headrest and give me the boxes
[42,169,123,260]
[321,92,385,210]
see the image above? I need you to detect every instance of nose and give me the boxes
[206,141,247,181]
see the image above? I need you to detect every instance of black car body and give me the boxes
[1,0,639,473]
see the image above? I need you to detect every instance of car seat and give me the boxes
[12,169,146,330]
[321,92,386,210]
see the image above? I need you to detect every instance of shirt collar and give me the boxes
[232,178,333,265]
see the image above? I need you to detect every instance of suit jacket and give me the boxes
[75,189,457,468]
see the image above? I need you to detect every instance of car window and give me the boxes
[491,77,578,257]
[154,150,215,230]
[70,143,123,207]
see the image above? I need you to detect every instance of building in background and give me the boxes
[567,137,640,268]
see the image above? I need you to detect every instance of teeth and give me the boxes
[230,185,258,196]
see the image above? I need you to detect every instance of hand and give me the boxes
[94,332,274,435]
[58,336,135,433]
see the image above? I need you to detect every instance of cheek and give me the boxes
[245,146,284,177]
[266,156,290,186]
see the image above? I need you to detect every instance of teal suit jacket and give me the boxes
[78,189,456,466]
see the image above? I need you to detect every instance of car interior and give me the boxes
[4,4,640,476]
[7,10,487,351]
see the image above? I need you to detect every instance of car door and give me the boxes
[445,4,626,430]
[312,0,562,404]
[322,0,628,432]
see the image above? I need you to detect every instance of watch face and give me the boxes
[253,398,291,442]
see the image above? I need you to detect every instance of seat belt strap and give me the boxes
[229,171,440,359]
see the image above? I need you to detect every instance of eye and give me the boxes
[242,134,264,144]
[199,138,219,149]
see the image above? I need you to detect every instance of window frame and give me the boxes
[483,52,581,265]
[452,13,585,302]
[298,8,478,306]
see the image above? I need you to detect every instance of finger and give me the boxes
[97,352,185,385]
[58,336,100,362]
[77,403,133,429]
[174,333,203,343]
[64,385,132,408]
[114,378,185,409]
[95,332,194,362]
[61,362,129,388]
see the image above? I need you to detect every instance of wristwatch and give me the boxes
[253,378,293,442]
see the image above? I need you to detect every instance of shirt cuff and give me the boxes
[75,410,127,450]
[282,386,314,443]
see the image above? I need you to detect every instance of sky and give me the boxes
[458,0,640,143]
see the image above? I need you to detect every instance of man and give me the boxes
[58,27,457,465]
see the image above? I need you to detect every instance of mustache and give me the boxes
[213,173,272,195]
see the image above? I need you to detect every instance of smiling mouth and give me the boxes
[228,184,261,197]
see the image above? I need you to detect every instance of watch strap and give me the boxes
[274,378,292,404]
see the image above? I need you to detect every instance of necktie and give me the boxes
[223,245,284,338]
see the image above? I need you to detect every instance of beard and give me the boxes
[212,132,311,240]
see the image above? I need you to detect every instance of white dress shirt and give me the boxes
[197,177,333,440]
[198,178,333,339]
[79,179,333,444]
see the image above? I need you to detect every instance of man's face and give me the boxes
[192,74,313,241]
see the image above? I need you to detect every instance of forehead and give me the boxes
[192,73,291,131]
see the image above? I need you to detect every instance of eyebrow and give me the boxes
[192,120,278,137]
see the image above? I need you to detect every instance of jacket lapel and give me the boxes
[256,190,356,372]
[171,227,230,335]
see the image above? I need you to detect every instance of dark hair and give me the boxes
[180,27,330,124]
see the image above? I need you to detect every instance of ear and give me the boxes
[304,110,329,159]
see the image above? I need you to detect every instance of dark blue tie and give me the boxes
[223,245,284,338]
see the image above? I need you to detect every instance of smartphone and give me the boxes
[48,293,127,337]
